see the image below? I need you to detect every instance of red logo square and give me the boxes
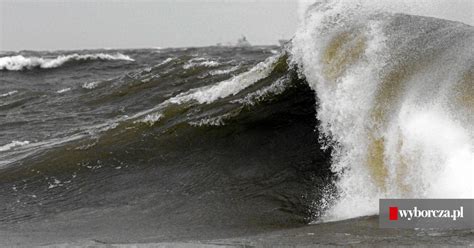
[389,206,398,220]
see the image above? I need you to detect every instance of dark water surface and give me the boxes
[2,5,474,244]
[0,47,335,245]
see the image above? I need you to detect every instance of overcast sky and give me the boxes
[0,0,298,51]
[1,0,472,51]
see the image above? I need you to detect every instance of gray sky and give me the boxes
[0,0,298,51]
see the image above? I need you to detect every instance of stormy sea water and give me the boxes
[1,1,473,246]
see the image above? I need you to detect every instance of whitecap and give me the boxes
[0,90,18,98]
[170,55,279,104]
[0,53,134,71]
[56,88,71,94]
[0,140,30,152]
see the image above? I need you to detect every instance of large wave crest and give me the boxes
[292,0,473,221]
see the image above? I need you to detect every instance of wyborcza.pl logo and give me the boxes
[389,206,463,221]
[379,199,474,229]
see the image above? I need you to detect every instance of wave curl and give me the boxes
[292,0,474,221]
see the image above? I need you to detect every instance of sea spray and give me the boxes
[293,0,474,221]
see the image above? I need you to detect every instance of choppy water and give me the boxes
[1,46,335,244]
[1,0,473,246]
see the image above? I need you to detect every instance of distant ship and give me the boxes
[235,36,251,47]
[214,36,252,47]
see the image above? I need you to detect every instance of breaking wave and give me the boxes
[0,53,134,71]
[1,2,473,241]
[292,0,474,221]
[170,55,279,104]
[0,141,30,152]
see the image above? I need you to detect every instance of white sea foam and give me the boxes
[82,81,99,90]
[0,141,30,152]
[189,116,226,127]
[293,0,474,221]
[0,90,18,98]
[0,53,134,71]
[183,58,220,70]
[48,178,63,189]
[56,88,71,94]
[135,113,164,126]
[157,57,174,67]
[234,75,290,106]
[170,55,279,104]
[209,65,240,76]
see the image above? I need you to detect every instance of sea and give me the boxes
[0,0,473,246]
